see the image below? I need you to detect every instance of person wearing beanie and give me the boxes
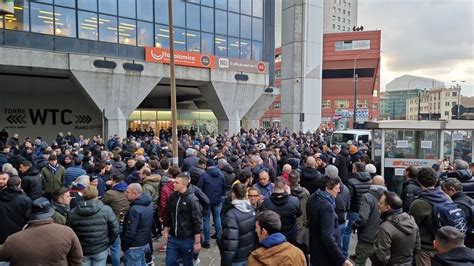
[0,197,83,265]
[68,185,119,265]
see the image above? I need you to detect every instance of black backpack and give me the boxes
[429,200,468,234]
[457,197,474,235]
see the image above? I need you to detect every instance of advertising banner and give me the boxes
[384,158,439,168]
[0,0,14,15]
[145,47,216,69]
[216,57,268,74]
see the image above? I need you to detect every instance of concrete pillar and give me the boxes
[200,69,267,135]
[242,90,279,129]
[69,54,162,139]
[281,0,323,132]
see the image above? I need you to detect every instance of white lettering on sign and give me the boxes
[385,158,439,168]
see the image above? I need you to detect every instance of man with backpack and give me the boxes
[409,167,466,266]
[441,178,474,248]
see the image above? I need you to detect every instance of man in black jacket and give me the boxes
[121,183,153,265]
[342,162,372,258]
[300,157,322,194]
[441,160,474,198]
[218,183,256,266]
[18,160,43,200]
[432,226,474,265]
[164,173,202,266]
[401,166,421,212]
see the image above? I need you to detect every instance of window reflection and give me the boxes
[252,17,262,41]
[56,0,75,8]
[155,24,170,48]
[30,2,54,35]
[155,0,168,24]
[173,0,185,28]
[201,32,214,54]
[99,0,117,15]
[5,1,30,31]
[240,15,251,39]
[240,39,251,59]
[118,18,136,45]
[215,10,226,35]
[252,0,263,18]
[240,0,251,16]
[228,37,239,58]
[137,21,153,47]
[78,0,97,12]
[228,0,239,12]
[186,30,200,52]
[137,0,153,21]
[201,6,213,33]
[186,3,200,31]
[55,7,76,37]
[118,0,135,18]
[214,35,227,57]
[215,0,226,10]
[174,27,186,51]
[78,11,98,40]
[201,0,213,7]
[228,12,239,37]
[99,14,117,43]
[252,41,262,61]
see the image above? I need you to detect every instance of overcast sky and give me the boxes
[358,0,474,95]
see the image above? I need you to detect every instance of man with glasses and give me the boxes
[248,187,262,213]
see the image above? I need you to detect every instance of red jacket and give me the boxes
[159,181,175,220]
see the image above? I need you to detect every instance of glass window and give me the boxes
[55,7,77,37]
[118,18,136,45]
[99,14,117,43]
[187,0,199,3]
[155,24,170,48]
[137,0,153,21]
[173,0,185,28]
[5,0,30,31]
[240,39,251,59]
[155,0,168,24]
[35,0,52,4]
[173,27,186,51]
[228,37,239,58]
[215,0,227,10]
[55,0,75,8]
[201,32,214,54]
[252,17,262,41]
[215,35,227,57]
[119,0,136,18]
[0,16,3,28]
[201,6,213,33]
[186,30,200,52]
[30,2,54,35]
[99,0,117,15]
[228,12,239,37]
[252,41,262,60]
[241,0,251,15]
[253,0,263,18]
[137,21,153,47]
[228,0,239,12]
[202,0,213,7]
[215,10,226,35]
[240,15,251,39]
[78,11,98,40]
[186,3,200,30]
[78,0,97,12]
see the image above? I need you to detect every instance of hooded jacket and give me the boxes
[198,167,226,206]
[218,199,256,266]
[121,193,153,251]
[0,187,32,244]
[20,167,44,200]
[41,163,66,194]
[261,192,301,244]
[163,188,202,240]
[354,185,386,244]
[335,183,351,224]
[189,165,205,186]
[102,181,130,222]
[348,171,372,213]
[142,174,161,205]
[446,169,474,198]
[300,167,322,194]
[402,178,422,212]
[409,187,451,250]
[372,210,421,266]
[110,160,126,176]
[291,185,310,230]
[68,199,119,256]
[334,150,351,184]
[248,233,306,266]
[221,164,236,191]
[64,165,87,188]
[431,246,474,266]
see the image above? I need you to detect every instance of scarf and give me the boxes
[47,163,59,174]
[319,189,336,208]
[51,200,70,216]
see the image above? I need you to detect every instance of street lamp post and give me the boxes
[352,51,381,128]
[168,0,178,166]
[451,80,466,120]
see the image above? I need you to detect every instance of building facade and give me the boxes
[406,87,461,120]
[323,0,358,33]
[0,0,275,140]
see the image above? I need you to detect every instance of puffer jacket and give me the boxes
[401,178,422,212]
[290,185,310,230]
[0,187,31,244]
[372,210,421,266]
[19,167,44,200]
[142,175,160,206]
[189,166,205,186]
[347,171,372,213]
[121,194,153,251]
[164,189,202,240]
[221,164,236,191]
[334,149,351,184]
[431,246,474,266]
[353,185,386,243]
[102,182,130,222]
[218,199,256,266]
[300,167,322,194]
[198,167,226,206]
[68,199,119,256]
[260,192,301,244]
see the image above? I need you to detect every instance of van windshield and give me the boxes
[331,133,356,145]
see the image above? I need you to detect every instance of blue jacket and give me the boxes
[253,182,274,199]
[121,194,153,251]
[64,166,86,187]
[198,167,226,206]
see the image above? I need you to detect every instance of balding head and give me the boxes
[282,164,292,174]
[372,175,385,186]
[125,183,142,202]
[306,157,316,168]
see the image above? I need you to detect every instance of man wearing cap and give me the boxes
[182,148,199,172]
[68,185,119,265]
[315,153,329,175]
[0,197,83,265]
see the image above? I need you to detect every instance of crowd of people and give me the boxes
[0,126,473,266]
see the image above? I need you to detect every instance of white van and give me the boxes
[330,130,372,146]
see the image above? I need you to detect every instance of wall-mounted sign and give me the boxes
[145,47,216,69]
[385,158,439,168]
[452,132,464,141]
[396,140,409,148]
[420,141,432,149]
[216,57,268,74]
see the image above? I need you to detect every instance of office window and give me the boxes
[173,1,185,28]
[445,102,449,107]
[373,90,378,97]
[228,12,239,37]
[275,70,281,78]
[215,0,227,10]
[56,0,75,8]
[342,18,345,23]
[202,0,213,7]
[99,0,117,15]
[348,11,351,16]
[137,0,153,21]
[155,24,170,48]
[452,92,457,97]
[241,0,251,16]
[215,35,227,57]
[201,32,214,54]
[343,9,346,14]
[240,39,251,59]
[174,27,186,51]
[452,101,457,106]
[118,18,136,45]
[155,0,168,24]
[186,3,200,30]
[338,8,341,13]
[228,0,239,12]
[215,10,227,34]
[332,15,335,21]
[99,14,117,43]
[252,18,262,41]
[55,7,77,37]
[252,0,263,18]
[186,30,200,52]
[0,15,3,28]
[201,6,214,33]
[335,40,371,51]
[332,24,335,29]
[79,0,97,11]
[332,7,335,12]
[342,26,345,31]
[118,0,136,18]
[5,0,30,31]
[137,21,153,47]
[78,11,98,40]
[228,37,240,58]
[322,100,331,109]
[30,2,54,35]
[445,111,449,116]
[357,100,369,108]
[35,0,52,3]
[348,19,351,24]
[335,100,349,108]
[240,15,251,39]
[337,25,340,30]
[338,16,340,21]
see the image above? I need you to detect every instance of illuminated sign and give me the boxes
[145,47,215,69]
